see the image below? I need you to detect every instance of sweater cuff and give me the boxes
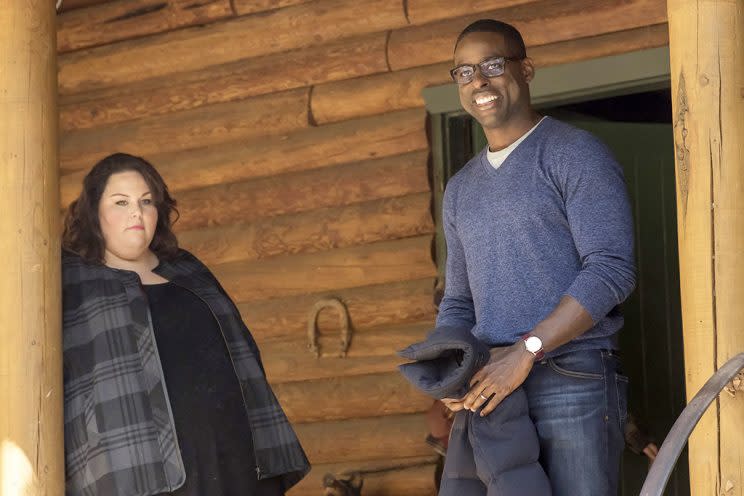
[564,271,621,323]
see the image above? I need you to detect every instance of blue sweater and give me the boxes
[436,117,636,355]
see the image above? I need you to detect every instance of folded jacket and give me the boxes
[398,326,552,495]
[397,326,492,399]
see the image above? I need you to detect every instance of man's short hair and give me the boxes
[454,19,527,59]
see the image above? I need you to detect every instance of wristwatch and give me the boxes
[521,334,545,361]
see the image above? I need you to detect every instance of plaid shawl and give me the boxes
[63,250,309,496]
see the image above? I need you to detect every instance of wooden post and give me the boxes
[0,0,64,494]
[667,0,744,494]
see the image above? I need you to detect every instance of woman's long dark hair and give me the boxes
[62,153,180,264]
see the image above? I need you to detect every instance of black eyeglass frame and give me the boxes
[449,55,524,85]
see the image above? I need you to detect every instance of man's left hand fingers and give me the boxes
[479,392,504,416]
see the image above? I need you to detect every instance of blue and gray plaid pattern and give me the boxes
[63,250,309,496]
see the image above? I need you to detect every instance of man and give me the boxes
[437,19,636,495]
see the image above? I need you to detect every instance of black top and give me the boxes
[143,282,284,496]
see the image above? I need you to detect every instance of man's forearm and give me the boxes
[529,295,594,353]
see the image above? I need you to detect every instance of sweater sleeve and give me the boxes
[560,132,637,323]
[436,178,476,329]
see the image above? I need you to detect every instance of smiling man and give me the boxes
[436,19,637,496]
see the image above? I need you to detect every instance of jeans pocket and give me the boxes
[547,352,604,380]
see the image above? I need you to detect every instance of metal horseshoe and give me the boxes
[307,298,351,358]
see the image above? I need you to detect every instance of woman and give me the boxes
[62,153,309,496]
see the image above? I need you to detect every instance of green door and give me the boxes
[468,116,689,495]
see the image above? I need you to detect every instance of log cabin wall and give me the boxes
[56,0,670,493]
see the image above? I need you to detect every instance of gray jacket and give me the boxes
[63,250,309,496]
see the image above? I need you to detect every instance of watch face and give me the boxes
[525,336,543,353]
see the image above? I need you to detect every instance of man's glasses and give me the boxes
[450,56,522,85]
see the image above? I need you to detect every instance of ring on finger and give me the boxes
[479,393,488,401]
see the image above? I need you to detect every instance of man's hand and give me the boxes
[463,342,534,416]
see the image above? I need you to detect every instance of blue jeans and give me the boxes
[523,349,628,496]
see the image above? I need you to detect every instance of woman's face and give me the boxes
[98,171,158,264]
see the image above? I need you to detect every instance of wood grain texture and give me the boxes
[1,0,64,492]
[387,0,668,70]
[57,0,407,94]
[59,87,310,173]
[294,413,431,464]
[288,456,438,496]
[60,109,427,207]
[57,0,233,53]
[240,277,436,343]
[172,150,429,232]
[405,0,536,25]
[233,0,312,15]
[212,235,436,302]
[260,321,431,383]
[59,32,388,131]
[312,23,670,124]
[274,372,431,423]
[667,0,744,493]
[178,193,434,266]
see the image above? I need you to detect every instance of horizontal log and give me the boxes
[294,413,431,464]
[240,277,437,342]
[311,65,443,125]
[178,192,434,266]
[406,0,536,25]
[57,0,233,53]
[59,87,310,174]
[387,0,668,70]
[289,456,438,496]
[58,0,112,12]
[59,109,428,207]
[233,0,312,16]
[57,0,407,94]
[173,150,429,232]
[213,235,436,302]
[260,322,432,383]
[312,23,670,124]
[274,372,431,423]
[59,32,388,131]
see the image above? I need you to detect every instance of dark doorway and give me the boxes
[541,90,689,496]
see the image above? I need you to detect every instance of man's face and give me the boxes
[453,31,533,130]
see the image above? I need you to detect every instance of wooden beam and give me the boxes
[57,0,233,53]
[667,0,744,494]
[59,109,427,206]
[240,277,436,343]
[0,0,63,492]
[179,193,434,266]
[406,0,534,25]
[59,87,310,174]
[311,23,669,124]
[387,0,668,71]
[59,32,388,131]
[212,235,436,302]
[233,0,312,16]
[288,456,438,496]
[57,0,407,95]
[57,0,110,12]
[274,372,431,423]
[172,150,429,232]
[294,413,431,464]
[260,321,431,383]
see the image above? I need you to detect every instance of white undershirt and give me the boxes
[486,116,547,170]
